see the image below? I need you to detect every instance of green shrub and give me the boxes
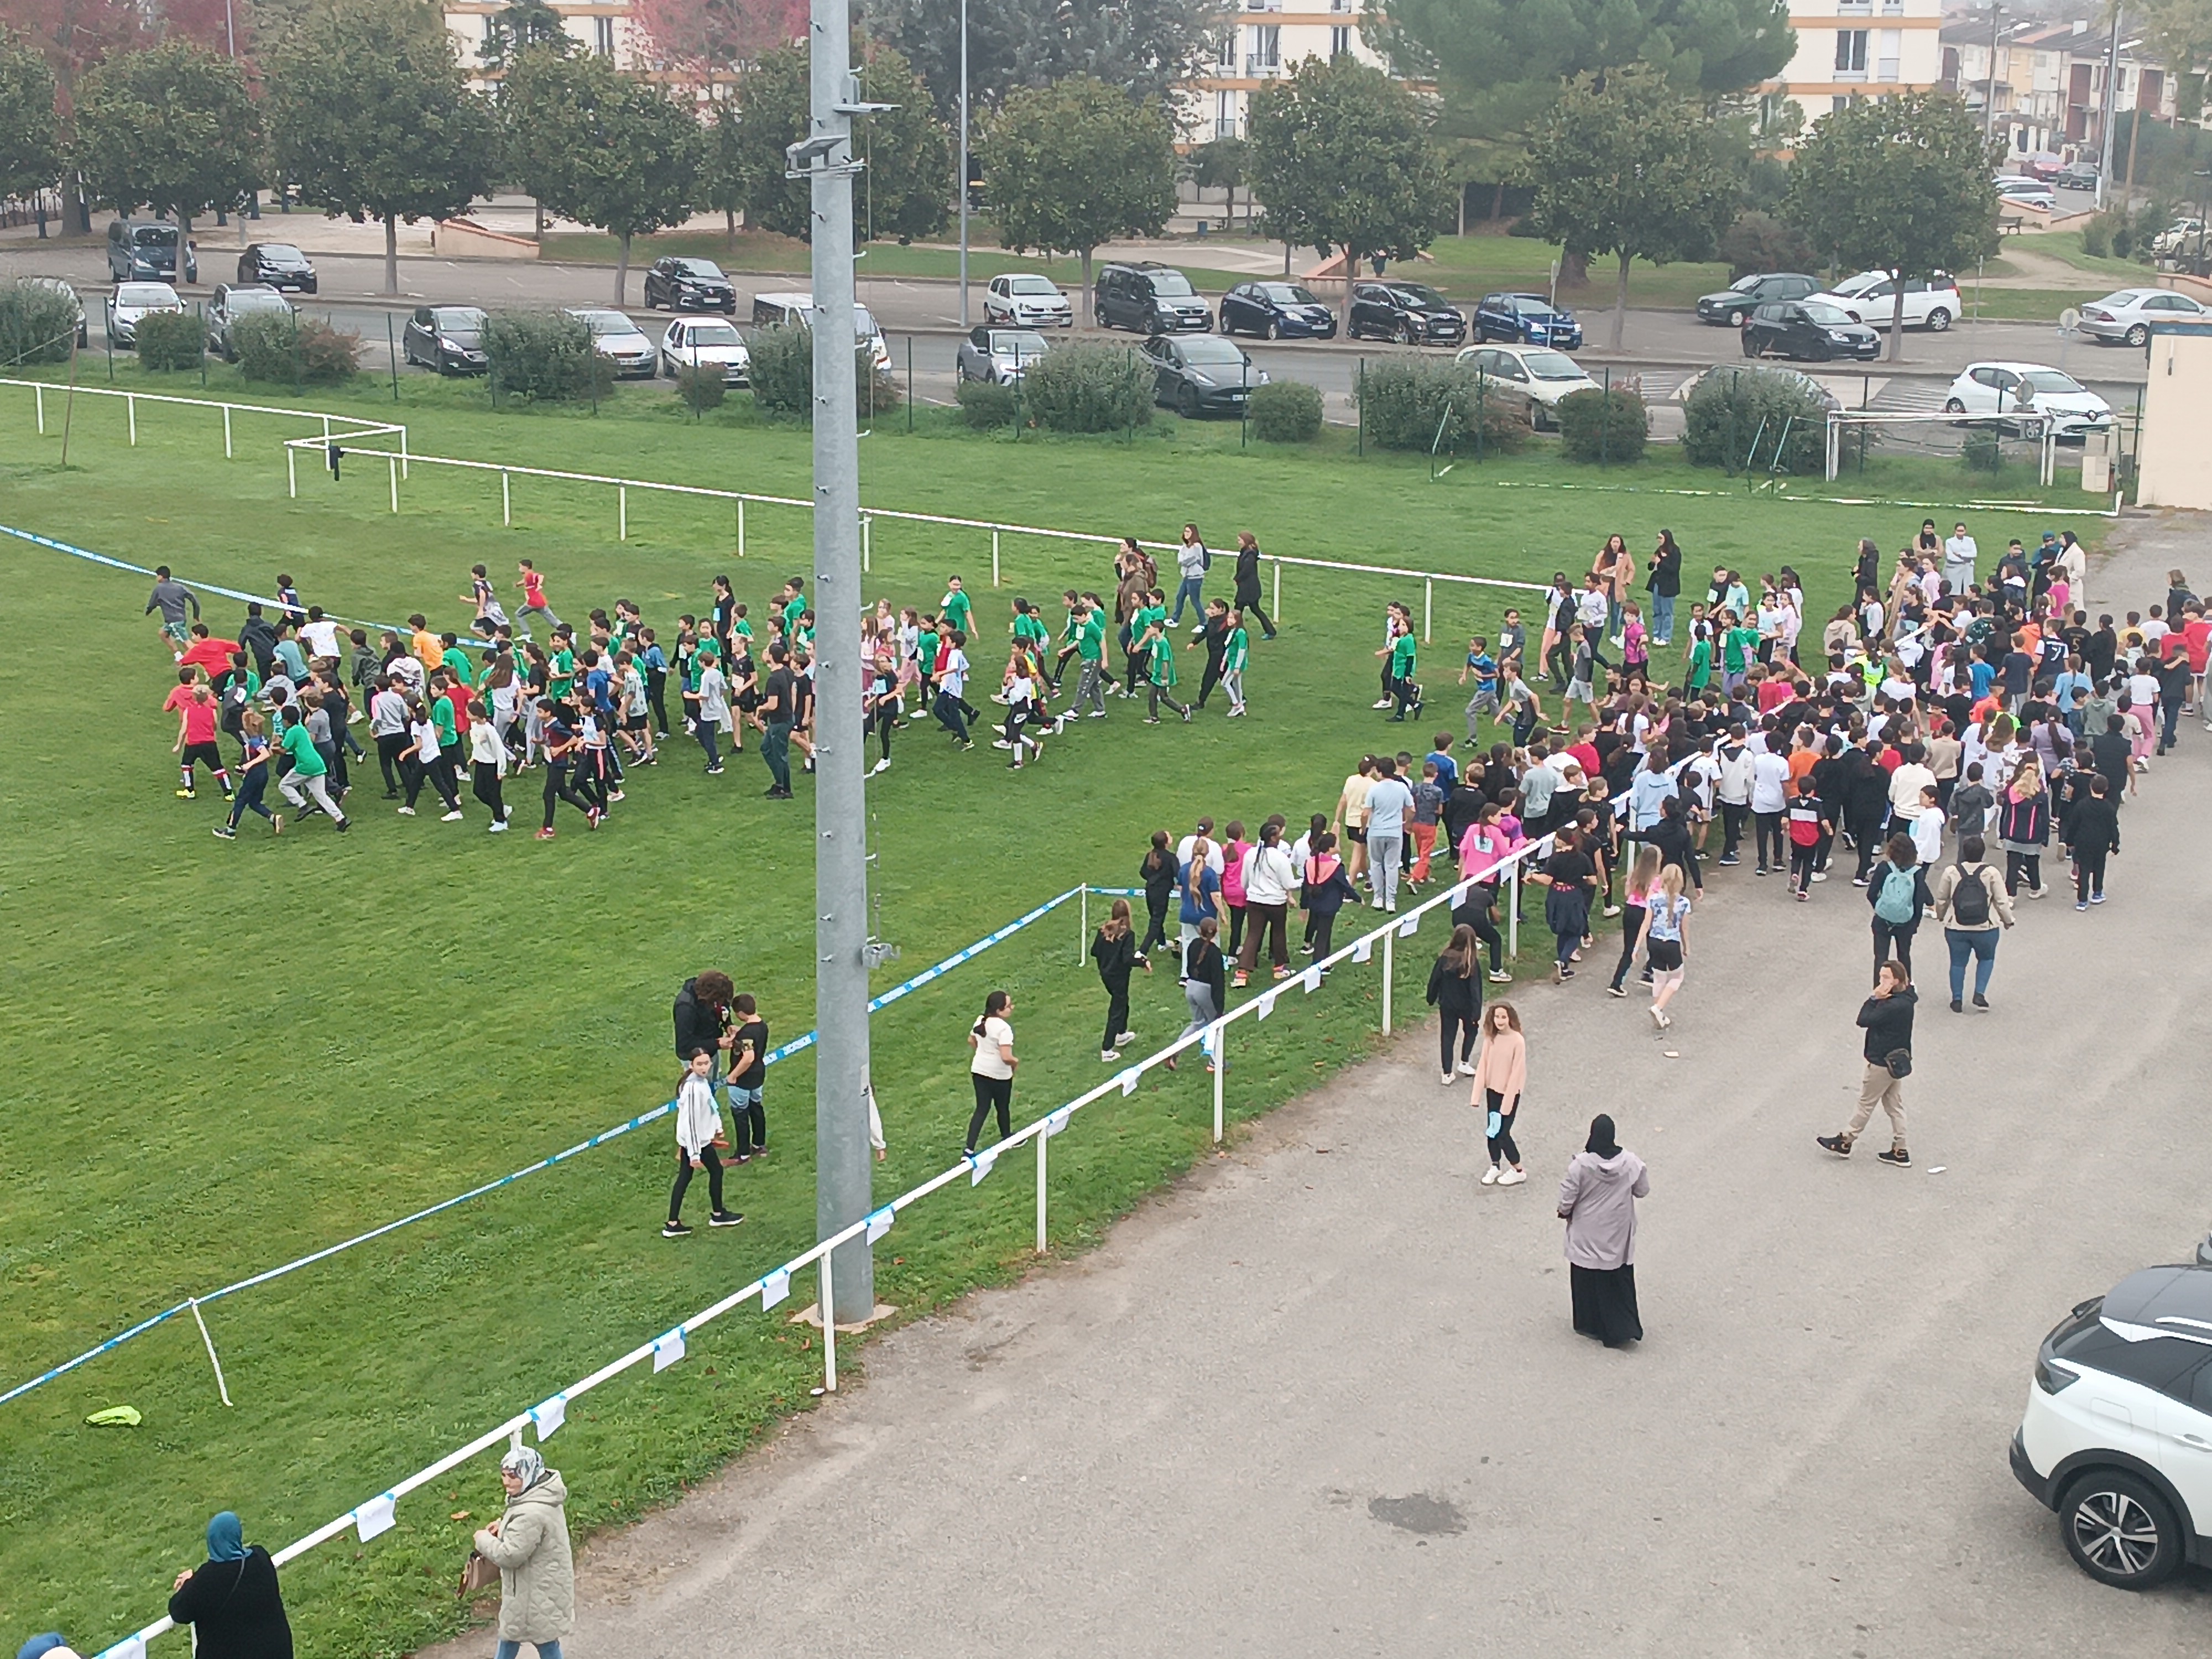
[0,280,81,366]
[134,308,204,371]
[747,322,902,420]
[674,362,727,414]
[485,310,613,403]
[1019,339,1154,434]
[1553,386,1648,465]
[1355,355,1529,454]
[1681,365,1827,476]
[1961,425,2005,473]
[1719,210,1813,280]
[2080,213,2113,259]
[955,377,1019,429]
[229,311,361,386]
[1249,378,1323,442]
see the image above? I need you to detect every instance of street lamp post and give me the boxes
[1981,4,2002,149]
[2095,6,2122,209]
[958,0,970,327]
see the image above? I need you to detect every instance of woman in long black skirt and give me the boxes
[1557,1113,1650,1347]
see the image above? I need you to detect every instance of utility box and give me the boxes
[2082,452,2112,492]
[2137,322,2212,509]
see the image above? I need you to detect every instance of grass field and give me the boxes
[0,367,2113,1659]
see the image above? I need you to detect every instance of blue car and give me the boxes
[1473,292,1583,350]
[1218,280,1337,340]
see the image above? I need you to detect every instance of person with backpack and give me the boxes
[1818,961,1916,1168]
[1865,833,1933,984]
[1930,833,2015,1011]
[1996,759,2052,898]
[1298,830,1357,970]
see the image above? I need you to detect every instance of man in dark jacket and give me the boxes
[2062,773,2121,909]
[2088,714,2133,801]
[673,971,734,1072]
[1819,960,1916,1167]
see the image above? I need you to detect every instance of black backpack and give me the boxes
[1950,864,1991,927]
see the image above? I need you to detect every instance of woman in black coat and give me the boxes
[1231,531,1277,640]
[1425,924,1485,1086]
[1091,899,1141,1063]
[169,1512,292,1659]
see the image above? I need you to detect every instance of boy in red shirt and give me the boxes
[165,676,231,799]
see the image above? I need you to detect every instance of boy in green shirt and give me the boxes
[548,632,577,703]
[439,634,477,688]
[780,580,808,633]
[1686,633,1714,693]
[1072,603,1109,717]
[1141,620,1190,723]
[941,576,974,639]
[275,707,349,830]
[1721,616,1760,695]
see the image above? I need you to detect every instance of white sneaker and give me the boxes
[488,820,509,833]
[1496,1167,1527,1186]
[1117,1031,1136,1044]
[1480,1165,1500,1185]
[1441,1071,1455,1086]
[1100,1049,1120,1062]
[1650,1005,1666,1028]
[1086,709,1108,718]
[1811,871,1828,882]
[1371,697,1394,709]
[1455,1058,1477,1076]
[869,759,891,775]
[1488,969,1512,983]
[396,805,416,816]
[441,810,465,822]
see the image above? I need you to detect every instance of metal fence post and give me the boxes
[1423,577,1433,644]
[1272,558,1281,625]
[1035,1129,1049,1254]
[34,384,42,434]
[502,469,511,527]
[1381,928,1394,1035]
[618,484,628,542]
[818,1250,838,1394]
[1357,357,1365,457]
[223,404,231,459]
[1078,885,1088,963]
[992,527,1001,587]
[127,393,135,445]
[287,447,297,498]
[388,454,398,513]
[1601,366,1610,469]
[862,513,872,574]
[1211,1021,1226,1144]
[738,497,747,557]
[1506,865,1520,958]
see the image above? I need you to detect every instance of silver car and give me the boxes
[568,307,656,377]
[659,317,750,385]
[1456,343,1598,430]
[106,281,183,348]
[955,326,1051,385]
[983,273,1072,328]
[206,284,295,360]
[2079,287,2209,348]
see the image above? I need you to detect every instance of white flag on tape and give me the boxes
[1302,965,1322,992]
[104,1637,147,1659]
[1119,1068,1140,1097]
[530,1394,565,1441]
[1353,937,1373,963]
[864,1206,895,1243]
[1044,1104,1073,1138]
[761,1267,790,1311]
[653,1329,686,1373]
[969,1145,999,1186]
[353,1492,397,1542]
[1398,915,1419,938]
[1257,991,1277,1020]
[1450,882,1471,906]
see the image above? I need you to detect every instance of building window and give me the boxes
[1217,28,1235,67]
[1249,23,1279,69]
[1834,28,1868,75]
[1876,28,1900,80]
[1215,88,1235,139]
[593,15,614,55]
[1832,94,1851,113]
[1330,24,1350,56]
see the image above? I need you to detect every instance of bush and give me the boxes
[0,280,81,366]
[2081,208,2145,261]
[674,362,727,414]
[1961,426,2005,473]
[1553,386,1648,465]
[229,311,361,386]
[955,377,1019,429]
[1249,378,1323,442]
[1019,339,1154,434]
[135,308,205,371]
[1719,210,1814,280]
[485,310,614,403]
[1355,355,1530,454]
[1681,365,1827,476]
[747,322,902,420]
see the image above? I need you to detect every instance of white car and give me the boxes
[567,308,656,378]
[956,326,1051,384]
[983,273,1072,328]
[2012,1260,2212,1588]
[1455,343,1597,430]
[659,317,750,385]
[750,291,893,372]
[1996,178,2056,213]
[105,280,182,348]
[1944,361,2112,440]
[2078,288,2210,348]
[1806,270,1961,332]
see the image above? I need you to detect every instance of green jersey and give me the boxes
[441,646,477,688]
[1686,637,1714,690]
[1077,614,1106,663]
[1390,634,1417,678]
[1014,613,1048,649]
[1148,636,1177,688]
[1223,627,1249,674]
[782,594,807,630]
[1133,603,1166,643]
[549,648,575,696]
[1060,607,1081,646]
[1721,626,1759,674]
[280,723,326,777]
[942,589,974,635]
[431,693,458,748]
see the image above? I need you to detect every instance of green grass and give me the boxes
[0,365,2111,1659]
[2009,230,2157,281]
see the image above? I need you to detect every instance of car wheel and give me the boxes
[1943,397,1967,414]
[1729,309,1747,328]
[2059,1471,2184,1589]
[1740,333,1760,358]
[1177,384,1201,419]
[1094,307,1109,329]
[1265,318,1281,341]
[1926,307,1952,332]
[1397,321,1417,345]
[2126,324,2149,348]
[77,325,87,348]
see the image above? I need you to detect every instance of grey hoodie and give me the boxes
[1557,1149,1650,1271]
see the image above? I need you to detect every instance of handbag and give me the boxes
[1884,1048,1912,1079]
[460,1548,500,1598]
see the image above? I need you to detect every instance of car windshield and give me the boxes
[260,244,305,260]
[1803,302,1855,326]
[117,284,175,306]
[2100,291,2149,308]
[574,311,639,336]
[855,306,880,338]
[232,290,289,312]
[130,226,178,247]
[1521,350,1585,380]
[991,331,1048,356]
[1261,284,1319,304]
[2022,369,2085,394]
[1178,337,1248,366]
[1508,296,1555,314]
[1728,275,1765,293]
[685,323,743,347]
[434,307,486,333]
[675,260,726,279]
[1834,273,1883,296]
[1148,270,1196,298]
[1389,285,1448,308]
[1007,275,1058,295]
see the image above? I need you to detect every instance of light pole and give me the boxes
[958,0,970,327]
[2095,6,2122,208]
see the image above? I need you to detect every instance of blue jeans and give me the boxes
[495,1642,561,1659]
[1945,927,1997,1000]
[1650,592,1675,643]
[1171,575,1204,624]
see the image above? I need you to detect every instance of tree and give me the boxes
[976,72,1176,296]
[628,0,800,92]
[0,30,61,203]
[724,42,948,244]
[1244,57,1453,321]
[72,40,260,286]
[266,0,498,295]
[1783,91,1999,363]
[873,0,1220,118]
[1188,135,1246,230]
[503,48,704,303]
[1522,66,1737,349]
[2137,0,2212,119]
[478,0,572,72]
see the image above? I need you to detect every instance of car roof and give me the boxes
[2101,1265,2212,1331]
[754,291,811,305]
[1965,360,2064,373]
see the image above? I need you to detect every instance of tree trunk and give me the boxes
[1888,276,1906,363]
[535,199,546,238]
[2123,106,2142,201]
[615,230,633,306]
[1456,183,1465,237]
[175,211,194,289]
[1559,248,1588,289]
[1611,248,1630,350]
[1080,246,1093,320]
[726,207,737,246]
[384,215,400,296]
[1491,179,1506,223]
[1283,240,1292,276]
[1343,248,1358,326]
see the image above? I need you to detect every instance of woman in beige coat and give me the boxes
[474,1447,575,1659]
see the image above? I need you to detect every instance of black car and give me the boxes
[107,218,196,285]
[2053,165,2102,191]
[403,305,489,374]
[1141,333,1265,418]
[1218,280,1335,340]
[1094,263,1211,333]
[1347,280,1464,346]
[206,284,294,359]
[1696,272,1817,326]
[642,257,737,313]
[1471,291,1582,349]
[235,243,317,294]
[1740,299,1879,362]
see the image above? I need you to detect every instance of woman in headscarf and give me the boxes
[1557,1114,1650,1348]
[167,1511,293,1659]
[473,1446,575,1659]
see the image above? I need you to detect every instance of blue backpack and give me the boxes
[1874,863,1918,924]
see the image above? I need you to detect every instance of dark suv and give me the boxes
[107,218,197,285]
[236,243,318,294]
[1094,263,1211,333]
[642,257,737,313]
[1348,280,1464,346]
[1695,272,1816,326]
[1740,299,1879,362]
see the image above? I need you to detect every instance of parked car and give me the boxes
[105,281,182,349]
[1347,280,1465,346]
[1472,291,1583,349]
[2151,218,2205,257]
[1998,179,2057,213]
[26,276,87,347]
[1140,332,1265,417]
[1670,363,1841,411]
[1218,280,1336,339]
[2012,1258,2212,1589]
[1943,361,2112,440]
[983,273,1072,328]
[2079,288,2210,347]
[205,284,295,360]
[401,305,489,374]
[748,292,893,372]
[1695,272,1818,327]
[641,257,737,312]
[955,326,1050,384]
[234,243,317,294]
[1455,344,1597,429]
[1806,269,1961,331]
[566,307,656,377]
[107,218,196,285]
[1741,299,1881,362]
[2053,165,2103,191]
[659,317,750,384]
[2023,151,2065,180]
[1094,263,1211,333]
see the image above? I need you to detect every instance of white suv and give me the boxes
[1805,269,1961,332]
[2012,1261,2212,1588]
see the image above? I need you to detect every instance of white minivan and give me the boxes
[749,292,891,372]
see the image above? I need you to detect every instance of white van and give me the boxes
[749,291,891,372]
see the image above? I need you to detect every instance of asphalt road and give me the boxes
[411,517,2212,1659]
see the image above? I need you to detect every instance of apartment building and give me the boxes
[1179,0,1387,144]
[444,1,637,84]
[1940,16,2175,165]
[1766,0,1947,113]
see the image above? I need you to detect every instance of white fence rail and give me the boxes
[0,375,404,460]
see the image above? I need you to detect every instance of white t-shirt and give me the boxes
[300,619,343,660]
[1910,808,1943,867]
[2127,670,2161,709]
[1177,833,1227,875]
[1749,751,1792,813]
[941,650,970,699]
[409,717,442,763]
[970,1015,1014,1079]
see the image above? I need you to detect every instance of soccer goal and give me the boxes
[1823,409,2062,484]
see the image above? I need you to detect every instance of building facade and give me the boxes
[444,1,639,85]
[1178,0,1389,144]
[1765,0,1947,114]
[1940,17,2174,167]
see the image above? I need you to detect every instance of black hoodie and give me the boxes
[1856,984,1917,1065]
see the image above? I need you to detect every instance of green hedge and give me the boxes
[1249,379,1323,443]
[1681,365,1825,476]
[675,362,727,414]
[955,377,1019,429]
[1961,426,2005,473]
[1018,339,1153,434]
[229,311,361,386]
[486,310,613,403]
[1355,355,1528,453]
[0,280,80,366]
[134,309,204,371]
[747,322,901,420]
[1553,386,1648,465]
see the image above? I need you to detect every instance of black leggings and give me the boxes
[1237,594,1274,635]
[1790,842,1818,890]
[2005,851,2043,895]
[542,763,594,830]
[966,1073,1013,1152]
[1100,976,1130,1053]
[1852,812,1886,879]
[471,761,507,822]
[403,753,460,810]
[1141,892,1172,954]
[1754,810,1785,870]
[1310,909,1338,963]
[1872,917,1917,982]
[1455,886,1504,972]
[1439,1007,1479,1073]
[376,732,406,794]
[2075,848,2108,901]
[1610,904,1647,990]
[669,1145,725,1222]
[1485,1090,1520,1166]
